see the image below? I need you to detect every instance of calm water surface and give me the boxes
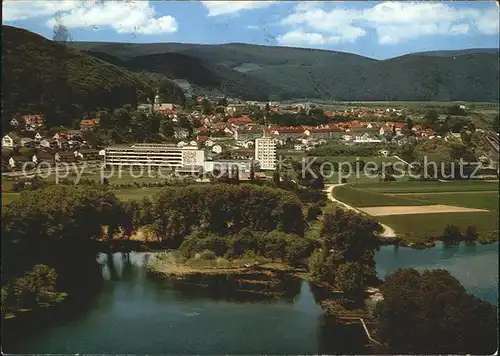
[5,241,498,354]
[5,252,366,354]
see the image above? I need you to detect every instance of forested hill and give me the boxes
[2,26,185,128]
[71,40,500,102]
[84,50,286,101]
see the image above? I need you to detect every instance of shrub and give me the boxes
[197,250,216,260]
[441,225,463,245]
[341,178,348,183]
[285,238,312,266]
[464,225,478,243]
[307,204,323,221]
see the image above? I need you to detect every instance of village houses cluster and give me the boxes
[2,96,440,175]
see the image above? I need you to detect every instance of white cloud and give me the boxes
[474,7,500,35]
[3,0,178,35]
[201,1,276,17]
[277,30,345,46]
[278,1,500,47]
[2,1,79,21]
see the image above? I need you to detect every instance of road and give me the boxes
[324,184,397,239]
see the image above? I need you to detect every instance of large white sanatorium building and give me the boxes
[104,143,204,168]
[254,138,276,170]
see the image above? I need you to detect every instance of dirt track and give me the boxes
[325,184,397,238]
[359,204,489,216]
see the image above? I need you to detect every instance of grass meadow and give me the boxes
[332,181,499,244]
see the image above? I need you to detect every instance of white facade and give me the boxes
[2,135,14,148]
[255,138,276,170]
[104,143,205,168]
[204,160,254,173]
[212,144,223,154]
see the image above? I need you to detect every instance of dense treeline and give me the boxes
[376,268,497,354]
[136,184,306,246]
[2,26,185,129]
[80,104,198,146]
[309,208,382,297]
[179,229,313,266]
[2,186,125,317]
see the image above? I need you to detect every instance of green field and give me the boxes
[332,180,499,244]
[377,211,498,244]
[391,192,499,210]
[349,180,498,193]
[113,187,164,202]
[334,185,428,207]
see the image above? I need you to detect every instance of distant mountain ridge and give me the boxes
[71,41,499,102]
[5,25,499,105]
[406,48,499,58]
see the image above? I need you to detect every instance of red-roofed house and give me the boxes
[22,114,45,131]
[80,118,100,131]
[305,126,342,140]
[266,126,306,140]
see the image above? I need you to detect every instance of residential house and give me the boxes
[226,104,248,116]
[137,103,153,113]
[380,122,406,136]
[354,133,382,143]
[378,149,390,157]
[444,132,462,142]
[294,144,303,151]
[20,137,35,148]
[10,118,19,127]
[236,139,254,149]
[234,126,263,142]
[212,144,223,154]
[227,116,256,129]
[392,135,409,146]
[56,138,69,149]
[22,114,45,130]
[80,118,100,131]
[304,126,342,140]
[197,135,210,146]
[2,134,17,148]
[266,126,306,141]
[350,127,380,140]
[34,132,43,141]
[40,138,57,149]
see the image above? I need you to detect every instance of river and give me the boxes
[4,252,367,354]
[4,242,498,353]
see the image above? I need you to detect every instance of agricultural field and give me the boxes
[332,180,499,245]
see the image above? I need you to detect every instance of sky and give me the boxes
[2,0,499,59]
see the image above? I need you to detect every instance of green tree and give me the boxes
[201,99,213,115]
[422,110,439,129]
[376,269,497,354]
[335,262,365,297]
[306,204,322,221]
[159,119,174,138]
[217,97,228,107]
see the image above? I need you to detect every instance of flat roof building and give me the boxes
[104,143,205,168]
[255,138,276,170]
